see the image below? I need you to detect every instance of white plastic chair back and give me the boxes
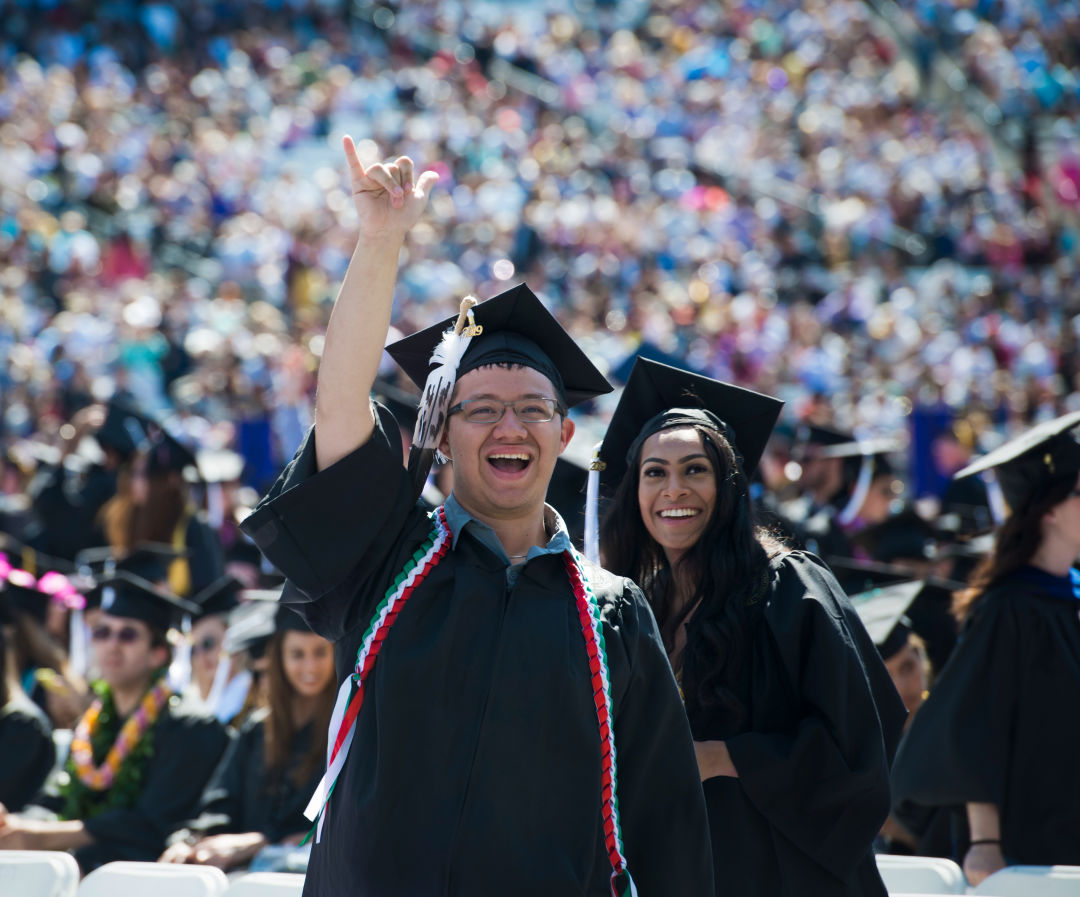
[224,871,305,897]
[0,850,79,897]
[875,853,967,894]
[973,865,1080,896]
[77,861,228,897]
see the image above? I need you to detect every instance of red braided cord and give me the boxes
[564,553,627,875]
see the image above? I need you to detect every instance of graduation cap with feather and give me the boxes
[385,283,612,502]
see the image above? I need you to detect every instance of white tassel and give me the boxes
[838,452,875,526]
[584,442,604,564]
[411,297,481,460]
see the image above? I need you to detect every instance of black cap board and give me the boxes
[849,579,925,660]
[597,358,783,492]
[817,436,904,460]
[0,567,49,625]
[95,399,153,458]
[954,410,1080,512]
[385,283,612,409]
[190,574,242,619]
[90,571,199,632]
[853,510,939,564]
[76,543,188,587]
[144,429,199,477]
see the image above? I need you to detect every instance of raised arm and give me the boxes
[314,138,438,471]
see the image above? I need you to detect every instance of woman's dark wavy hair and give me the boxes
[953,470,1077,623]
[601,424,781,728]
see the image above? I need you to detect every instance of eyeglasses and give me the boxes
[191,636,221,655]
[447,397,562,425]
[91,624,144,644]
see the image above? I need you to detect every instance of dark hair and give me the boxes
[953,472,1076,622]
[601,424,781,729]
[264,630,335,788]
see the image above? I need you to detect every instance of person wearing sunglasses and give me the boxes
[239,148,713,896]
[0,571,228,873]
[184,575,252,727]
[891,412,1080,885]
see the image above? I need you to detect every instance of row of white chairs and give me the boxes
[0,854,302,897]
[877,853,1080,895]
[4,852,1080,897]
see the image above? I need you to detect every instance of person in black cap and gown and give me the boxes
[183,575,251,725]
[596,358,906,897]
[161,602,335,870]
[98,427,224,598]
[0,593,55,812]
[891,410,1080,885]
[0,571,228,872]
[241,144,712,896]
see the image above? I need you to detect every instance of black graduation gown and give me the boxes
[240,405,714,897]
[35,693,229,872]
[184,708,321,843]
[0,693,55,811]
[692,551,906,896]
[891,567,1080,866]
[26,462,115,560]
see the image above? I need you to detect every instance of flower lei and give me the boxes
[303,507,637,897]
[58,673,172,821]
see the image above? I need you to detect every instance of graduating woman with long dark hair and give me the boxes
[891,412,1080,886]
[161,604,335,871]
[596,359,906,897]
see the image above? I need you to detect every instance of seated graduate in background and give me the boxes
[161,602,334,871]
[595,358,907,897]
[891,411,1080,887]
[0,572,229,873]
[850,578,953,858]
[97,427,224,599]
[0,597,55,812]
[181,575,252,726]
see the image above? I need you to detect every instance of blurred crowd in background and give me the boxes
[0,0,1078,514]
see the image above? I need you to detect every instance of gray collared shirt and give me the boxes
[442,492,573,587]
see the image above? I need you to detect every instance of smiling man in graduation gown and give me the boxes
[240,144,713,897]
[0,572,229,872]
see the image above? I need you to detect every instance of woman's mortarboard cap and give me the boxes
[190,574,242,619]
[144,429,199,477]
[95,399,154,458]
[385,283,612,409]
[597,358,784,491]
[849,579,925,661]
[954,411,1080,512]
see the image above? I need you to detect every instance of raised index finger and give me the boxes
[342,135,366,180]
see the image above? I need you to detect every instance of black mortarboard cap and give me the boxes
[89,571,198,632]
[598,358,783,492]
[854,510,938,564]
[0,566,49,625]
[954,411,1080,513]
[793,425,853,460]
[0,532,75,576]
[75,543,188,589]
[849,580,924,660]
[145,429,199,477]
[385,283,612,409]
[190,574,242,619]
[817,436,903,461]
[95,399,154,458]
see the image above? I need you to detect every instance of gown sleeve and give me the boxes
[182,717,261,836]
[607,583,716,896]
[0,702,55,811]
[76,705,229,870]
[238,403,417,641]
[891,591,1018,810]
[724,553,899,883]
